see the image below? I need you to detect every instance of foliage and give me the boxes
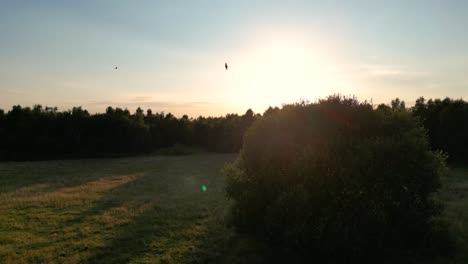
[0,105,257,160]
[224,95,447,262]
[0,95,466,162]
[412,97,468,163]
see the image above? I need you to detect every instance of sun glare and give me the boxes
[229,35,345,113]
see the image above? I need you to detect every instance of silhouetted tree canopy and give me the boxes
[0,96,466,161]
[0,105,257,160]
[412,97,468,163]
[224,95,447,262]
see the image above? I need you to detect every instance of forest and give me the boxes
[0,96,466,163]
[0,105,257,160]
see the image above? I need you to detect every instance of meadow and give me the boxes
[432,165,468,263]
[0,153,466,263]
[0,154,266,264]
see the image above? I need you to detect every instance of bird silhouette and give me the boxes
[225,63,228,70]
[114,66,118,70]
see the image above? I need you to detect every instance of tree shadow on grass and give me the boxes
[81,195,270,264]
[62,161,205,263]
[0,158,140,194]
[80,189,213,263]
[182,216,270,264]
[77,164,269,263]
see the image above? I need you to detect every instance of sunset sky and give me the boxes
[1,0,468,116]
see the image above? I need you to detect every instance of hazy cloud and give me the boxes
[359,64,428,79]
[86,98,214,108]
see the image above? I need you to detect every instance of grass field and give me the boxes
[0,154,466,264]
[0,154,266,264]
[431,166,468,264]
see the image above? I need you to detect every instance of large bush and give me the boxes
[224,96,447,262]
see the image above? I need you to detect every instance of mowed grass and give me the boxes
[0,154,467,264]
[0,154,265,264]
[431,166,468,264]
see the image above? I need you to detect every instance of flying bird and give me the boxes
[114,66,118,70]
[225,62,228,70]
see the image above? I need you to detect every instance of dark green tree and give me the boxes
[225,95,447,262]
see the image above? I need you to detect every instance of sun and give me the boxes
[228,35,346,113]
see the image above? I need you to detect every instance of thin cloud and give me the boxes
[0,89,28,95]
[360,64,429,79]
[84,98,215,109]
[129,96,153,102]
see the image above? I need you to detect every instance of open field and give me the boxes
[0,154,467,264]
[0,154,265,264]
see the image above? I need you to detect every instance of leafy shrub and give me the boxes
[224,95,447,262]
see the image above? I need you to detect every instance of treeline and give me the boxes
[374,97,468,163]
[0,105,257,160]
[412,97,468,163]
[0,96,466,162]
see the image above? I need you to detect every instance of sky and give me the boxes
[1,0,468,116]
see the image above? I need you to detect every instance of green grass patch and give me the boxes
[0,154,266,264]
[428,166,468,264]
